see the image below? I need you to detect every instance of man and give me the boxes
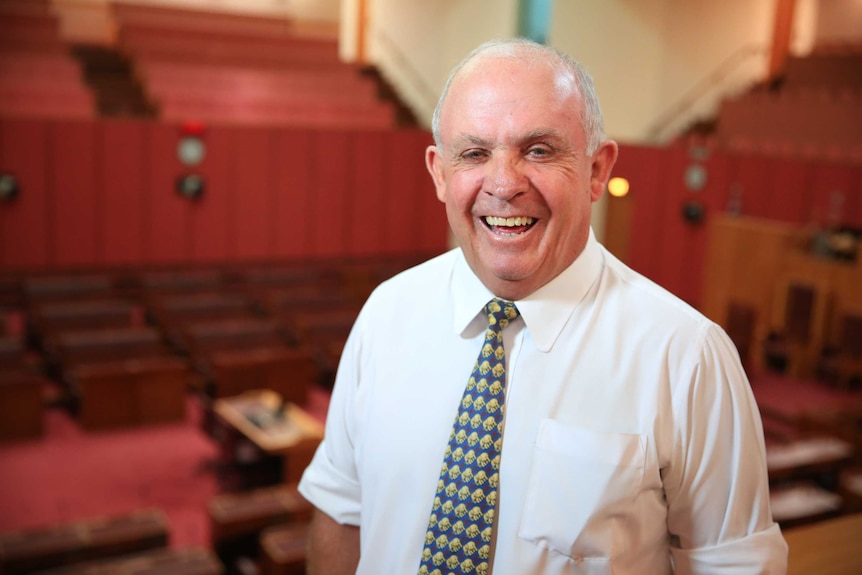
[298,38,788,574]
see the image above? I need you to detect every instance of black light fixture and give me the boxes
[175,174,205,201]
[0,173,19,203]
[681,200,705,225]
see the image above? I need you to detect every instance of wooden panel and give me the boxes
[51,121,99,266]
[618,144,664,283]
[145,123,188,263]
[231,127,273,260]
[655,147,691,302]
[347,130,385,257]
[805,162,854,227]
[0,119,50,268]
[412,130,447,254]
[272,129,313,259]
[767,157,813,225]
[728,154,772,219]
[383,132,420,255]
[188,126,230,262]
[101,120,147,265]
[310,131,349,257]
[846,166,862,229]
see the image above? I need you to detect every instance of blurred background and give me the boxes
[0,0,861,574]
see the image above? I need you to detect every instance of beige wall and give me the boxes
[815,0,862,45]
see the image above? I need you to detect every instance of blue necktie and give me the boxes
[417,298,520,575]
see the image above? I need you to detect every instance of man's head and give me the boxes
[426,39,618,301]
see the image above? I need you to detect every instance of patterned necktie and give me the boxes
[418,298,520,575]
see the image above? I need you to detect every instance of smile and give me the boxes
[483,216,535,235]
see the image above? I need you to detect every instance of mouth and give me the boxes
[482,216,536,236]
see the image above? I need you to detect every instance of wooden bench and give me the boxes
[28,299,143,344]
[208,484,311,569]
[69,357,192,430]
[769,482,844,529]
[0,335,26,370]
[0,509,169,575]
[31,547,223,574]
[205,346,317,404]
[767,436,855,488]
[0,369,44,440]
[182,318,291,357]
[22,275,117,306]
[259,523,308,575]
[47,327,170,368]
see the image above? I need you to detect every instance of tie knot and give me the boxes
[485,298,519,331]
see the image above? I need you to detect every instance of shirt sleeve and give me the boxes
[297,313,364,526]
[663,323,788,574]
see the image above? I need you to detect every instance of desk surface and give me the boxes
[214,389,323,454]
[785,513,862,575]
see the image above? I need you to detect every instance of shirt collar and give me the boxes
[449,229,605,351]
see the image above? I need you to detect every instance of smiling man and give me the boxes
[298,39,788,574]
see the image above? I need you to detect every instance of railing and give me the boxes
[647,43,769,143]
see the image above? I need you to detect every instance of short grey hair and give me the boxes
[430,38,606,155]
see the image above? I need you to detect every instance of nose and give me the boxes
[483,153,526,201]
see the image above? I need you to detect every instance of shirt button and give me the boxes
[573,555,584,564]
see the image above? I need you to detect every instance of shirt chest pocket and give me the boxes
[519,419,646,565]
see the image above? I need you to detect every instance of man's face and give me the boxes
[427,55,617,301]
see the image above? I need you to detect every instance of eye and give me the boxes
[526,145,552,158]
[459,149,488,162]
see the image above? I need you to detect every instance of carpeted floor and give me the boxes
[0,388,330,549]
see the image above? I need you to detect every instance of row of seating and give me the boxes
[0,255,425,438]
[712,43,862,163]
[109,1,397,129]
[0,484,313,575]
[0,1,94,120]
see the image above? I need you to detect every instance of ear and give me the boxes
[589,140,619,202]
[426,145,448,203]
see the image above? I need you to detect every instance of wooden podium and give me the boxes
[213,390,323,484]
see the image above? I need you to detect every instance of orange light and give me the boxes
[608,177,630,198]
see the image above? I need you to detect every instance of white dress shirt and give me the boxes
[299,230,788,574]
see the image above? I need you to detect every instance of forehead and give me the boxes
[441,54,582,145]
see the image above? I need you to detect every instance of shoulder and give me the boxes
[600,246,715,334]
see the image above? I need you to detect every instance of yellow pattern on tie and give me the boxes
[417,298,519,575]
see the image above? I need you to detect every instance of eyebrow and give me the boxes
[450,129,564,151]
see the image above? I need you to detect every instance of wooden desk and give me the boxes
[767,437,854,483]
[0,509,168,574]
[785,513,862,575]
[770,483,843,527]
[213,390,323,484]
[30,547,223,574]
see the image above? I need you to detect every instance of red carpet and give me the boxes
[0,385,331,548]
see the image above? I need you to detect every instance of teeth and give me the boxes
[484,216,534,227]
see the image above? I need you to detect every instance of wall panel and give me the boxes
[145,123,189,264]
[310,131,350,257]
[728,155,772,219]
[383,132,420,255]
[272,129,313,259]
[348,131,386,257]
[615,144,663,280]
[767,158,812,225]
[188,127,231,262]
[808,162,857,227]
[101,120,147,265]
[229,127,273,260]
[0,119,50,268]
[51,121,99,267]
[411,130,446,254]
